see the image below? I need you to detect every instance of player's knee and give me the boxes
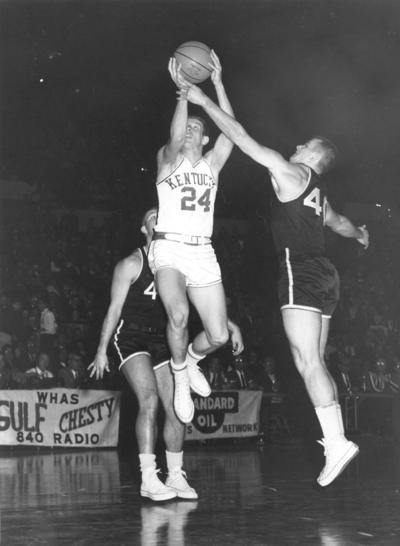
[293,352,321,377]
[167,307,189,331]
[138,390,158,416]
[207,327,229,349]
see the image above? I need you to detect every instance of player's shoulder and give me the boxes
[157,143,184,165]
[115,249,143,277]
[157,146,185,177]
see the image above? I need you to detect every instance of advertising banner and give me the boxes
[185,390,262,441]
[0,389,121,447]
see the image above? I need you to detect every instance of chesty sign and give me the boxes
[0,389,121,447]
[185,390,262,440]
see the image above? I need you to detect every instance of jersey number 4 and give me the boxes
[303,187,327,219]
[181,187,211,212]
[143,281,157,300]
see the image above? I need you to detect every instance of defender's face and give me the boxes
[290,139,319,163]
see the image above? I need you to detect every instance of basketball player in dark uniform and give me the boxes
[181,83,369,487]
[89,208,244,501]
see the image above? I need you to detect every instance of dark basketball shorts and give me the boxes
[278,250,340,318]
[111,319,169,371]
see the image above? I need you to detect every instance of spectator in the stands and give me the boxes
[226,354,249,389]
[38,296,57,357]
[259,355,280,393]
[2,344,15,371]
[58,352,86,388]
[0,294,12,350]
[8,297,25,343]
[55,345,69,370]
[25,352,56,388]
[389,360,400,393]
[14,339,36,372]
[328,349,354,395]
[0,353,12,388]
[206,355,227,390]
[367,355,392,393]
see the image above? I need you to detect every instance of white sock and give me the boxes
[166,450,183,473]
[187,343,205,367]
[170,359,187,373]
[139,453,156,473]
[335,402,345,435]
[315,403,345,444]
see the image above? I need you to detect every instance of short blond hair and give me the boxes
[313,136,339,173]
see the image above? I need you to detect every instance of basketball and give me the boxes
[174,41,212,84]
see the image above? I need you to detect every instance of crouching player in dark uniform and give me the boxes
[89,208,244,501]
[180,81,369,486]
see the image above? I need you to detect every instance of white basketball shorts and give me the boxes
[148,239,222,287]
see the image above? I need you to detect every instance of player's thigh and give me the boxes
[281,307,322,360]
[188,282,228,335]
[155,268,189,315]
[121,353,158,406]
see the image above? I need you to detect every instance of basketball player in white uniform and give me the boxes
[148,51,235,423]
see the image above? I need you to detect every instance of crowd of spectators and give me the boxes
[1,199,400,403]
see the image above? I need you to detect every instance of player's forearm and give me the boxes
[227,318,238,334]
[329,214,363,240]
[202,95,244,144]
[95,308,120,355]
[214,82,234,118]
[169,98,188,143]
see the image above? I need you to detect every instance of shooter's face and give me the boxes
[184,119,207,147]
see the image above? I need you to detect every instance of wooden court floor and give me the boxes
[1,436,400,545]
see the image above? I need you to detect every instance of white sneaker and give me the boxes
[141,468,177,501]
[317,438,359,487]
[187,361,211,397]
[166,468,198,500]
[173,367,194,424]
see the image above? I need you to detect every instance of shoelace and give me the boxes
[144,467,161,478]
[169,469,189,486]
[171,469,187,478]
[317,439,327,455]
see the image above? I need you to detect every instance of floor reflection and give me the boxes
[0,449,121,509]
[0,438,399,545]
[140,501,198,546]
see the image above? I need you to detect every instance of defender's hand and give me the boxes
[230,325,244,356]
[178,84,206,106]
[357,225,369,249]
[88,354,110,380]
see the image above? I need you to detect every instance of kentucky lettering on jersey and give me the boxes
[119,248,166,331]
[155,156,217,237]
[164,171,214,190]
[270,167,327,256]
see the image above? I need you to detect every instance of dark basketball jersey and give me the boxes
[119,248,166,331]
[270,167,327,256]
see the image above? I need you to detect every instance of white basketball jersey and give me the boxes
[155,155,217,237]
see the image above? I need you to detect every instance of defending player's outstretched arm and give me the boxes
[324,200,369,248]
[206,50,235,174]
[181,83,287,174]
